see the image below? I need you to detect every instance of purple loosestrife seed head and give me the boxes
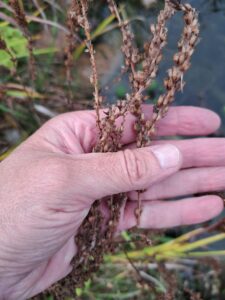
[33,1,200,298]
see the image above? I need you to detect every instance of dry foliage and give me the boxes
[9,0,35,80]
[29,0,199,299]
[25,0,200,298]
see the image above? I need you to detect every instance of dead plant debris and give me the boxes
[30,0,200,298]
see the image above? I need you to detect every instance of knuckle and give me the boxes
[121,149,148,187]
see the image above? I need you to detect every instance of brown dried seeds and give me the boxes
[33,1,200,298]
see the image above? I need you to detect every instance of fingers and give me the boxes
[119,196,223,230]
[127,138,225,169]
[68,144,182,201]
[129,167,225,201]
[120,105,221,145]
[153,138,225,169]
[38,106,220,154]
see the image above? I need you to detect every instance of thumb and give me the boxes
[73,144,182,200]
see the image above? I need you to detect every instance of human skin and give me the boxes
[0,105,224,299]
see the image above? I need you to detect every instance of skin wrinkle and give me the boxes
[65,111,96,153]
[53,123,82,154]
[121,149,149,189]
[0,177,80,278]
[178,109,195,134]
[81,153,120,198]
[0,260,45,299]
[32,125,65,154]
[77,122,95,153]
[3,263,48,300]
[80,125,97,153]
[175,109,201,135]
[36,121,80,155]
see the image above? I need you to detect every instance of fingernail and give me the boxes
[151,144,181,169]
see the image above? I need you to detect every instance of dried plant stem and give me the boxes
[80,1,102,133]
[33,1,200,298]
[144,1,200,140]
[9,0,35,81]
[131,1,175,148]
[107,0,139,90]
[0,35,17,74]
[124,1,175,224]
[70,0,102,132]
[132,0,199,224]
[65,0,80,104]
[0,34,34,101]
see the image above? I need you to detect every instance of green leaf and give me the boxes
[0,50,14,69]
[76,288,83,297]
[0,24,58,70]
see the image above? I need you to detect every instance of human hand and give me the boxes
[0,105,223,299]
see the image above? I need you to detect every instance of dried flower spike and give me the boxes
[33,1,200,298]
[9,0,35,81]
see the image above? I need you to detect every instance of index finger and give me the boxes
[38,105,220,154]
[120,105,221,145]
